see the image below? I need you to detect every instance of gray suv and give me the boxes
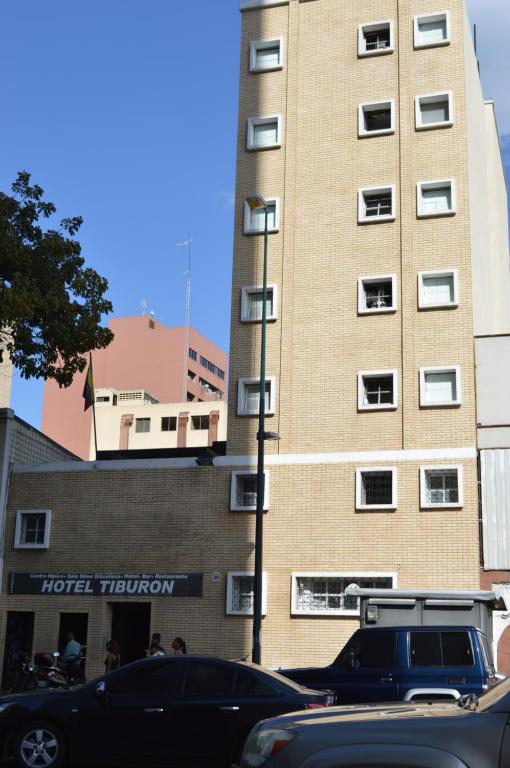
[241,677,510,768]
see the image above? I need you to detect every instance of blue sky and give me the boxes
[1,0,509,428]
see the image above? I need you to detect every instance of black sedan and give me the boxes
[0,655,333,768]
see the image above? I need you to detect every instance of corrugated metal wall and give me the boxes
[481,450,510,569]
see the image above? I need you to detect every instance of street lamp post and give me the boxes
[246,194,270,665]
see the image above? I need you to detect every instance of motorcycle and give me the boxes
[8,652,38,693]
[8,648,87,693]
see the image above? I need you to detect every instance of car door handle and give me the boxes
[380,676,393,683]
[144,708,164,713]
[220,706,240,711]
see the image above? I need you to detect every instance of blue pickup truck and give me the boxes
[281,625,498,704]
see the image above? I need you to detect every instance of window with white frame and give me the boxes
[358,186,396,223]
[358,100,394,137]
[418,269,458,309]
[249,38,283,72]
[244,198,279,234]
[226,572,268,615]
[420,465,463,508]
[135,418,151,433]
[358,370,398,410]
[356,468,397,510]
[240,284,277,323]
[230,470,269,512]
[358,274,397,314]
[237,377,276,416]
[420,366,461,407]
[414,11,450,48]
[358,21,394,56]
[247,115,282,150]
[291,573,395,616]
[417,180,456,217]
[15,510,51,549]
[416,92,453,130]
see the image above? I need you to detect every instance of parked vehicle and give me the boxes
[8,652,38,693]
[241,677,510,768]
[281,625,497,703]
[0,655,334,768]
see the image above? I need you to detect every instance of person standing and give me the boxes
[104,640,121,673]
[150,632,166,654]
[63,633,81,660]
[171,637,187,655]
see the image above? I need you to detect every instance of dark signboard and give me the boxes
[8,572,203,598]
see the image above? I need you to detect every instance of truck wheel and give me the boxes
[13,720,66,768]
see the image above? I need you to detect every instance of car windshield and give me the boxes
[475,677,510,712]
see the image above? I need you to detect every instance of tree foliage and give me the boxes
[0,172,113,386]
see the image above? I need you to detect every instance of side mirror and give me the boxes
[95,680,110,704]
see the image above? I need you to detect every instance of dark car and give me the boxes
[0,655,333,768]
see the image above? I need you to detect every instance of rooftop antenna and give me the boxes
[140,298,147,316]
[177,235,192,402]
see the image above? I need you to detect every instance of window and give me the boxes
[240,285,278,322]
[418,269,458,309]
[416,92,453,130]
[191,415,209,430]
[417,180,456,217]
[410,631,473,666]
[199,356,225,380]
[226,572,268,615]
[358,274,397,314]
[237,376,276,416]
[183,663,235,696]
[15,510,51,549]
[336,631,396,667]
[247,115,282,150]
[420,465,463,508]
[356,468,397,510]
[96,396,110,403]
[187,370,196,381]
[161,416,177,432]
[230,470,269,512]
[244,198,280,234]
[414,11,450,48]
[420,366,461,407]
[358,370,398,410]
[358,21,394,57]
[187,392,195,402]
[108,663,180,696]
[358,185,396,223]
[358,100,395,137]
[188,348,197,361]
[135,418,151,433]
[291,573,395,616]
[249,37,283,72]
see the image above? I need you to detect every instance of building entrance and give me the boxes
[1,611,35,691]
[111,603,151,665]
[58,613,88,673]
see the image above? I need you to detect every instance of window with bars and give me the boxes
[421,466,462,508]
[230,471,269,511]
[247,116,281,150]
[414,12,450,48]
[418,180,455,217]
[358,22,393,56]
[358,470,395,508]
[359,186,395,222]
[161,417,177,432]
[241,286,276,322]
[244,199,279,234]
[15,510,51,549]
[358,371,397,410]
[191,415,210,431]
[135,418,151,433]
[358,275,396,313]
[250,38,283,72]
[416,93,452,129]
[359,101,394,136]
[419,270,457,308]
[238,378,275,416]
[293,574,394,615]
[227,572,267,615]
[420,367,460,406]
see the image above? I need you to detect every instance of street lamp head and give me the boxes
[246,193,268,210]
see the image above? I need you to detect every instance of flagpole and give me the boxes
[90,353,98,459]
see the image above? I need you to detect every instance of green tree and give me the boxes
[0,172,113,386]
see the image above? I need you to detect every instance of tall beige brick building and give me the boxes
[0,0,509,680]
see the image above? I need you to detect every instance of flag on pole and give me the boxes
[82,358,95,411]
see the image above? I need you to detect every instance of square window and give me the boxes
[418,269,458,309]
[291,573,395,616]
[249,38,283,72]
[420,466,463,508]
[191,415,210,430]
[161,416,177,431]
[358,274,397,314]
[15,510,51,549]
[358,370,398,410]
[230,470,270,512]
[416,92,453,130]
[356,469,397,510]
[358,186,396,223]
[247,115,282,150]
[135,418,151,433]
[358,21,394,57]
[240,284,278,322]
[226,572,268,615]
[420,366,461,407]
[358,100,395,137]
[417,180,456,217]
[414,12,450,49]
[237,377,276,416]
[244,198,280,234]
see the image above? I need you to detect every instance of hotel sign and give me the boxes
[8,572,203,597]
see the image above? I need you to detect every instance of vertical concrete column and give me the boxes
[119,414,133,450]
[208,410,220,446]
[177,412,189,448]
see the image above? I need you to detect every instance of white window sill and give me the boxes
[414,39,450,50]
[359,215,396,224]
[359,128,395,138]
[358,306,397,315]
[291,608,360,617]
[358,47,394,58]
[356,504,397,511]
[14,544,49,550]
[247,143,282,151]
[417,209,456,219]
[358,403,398,411]
[418,301,458,310]
[420,400,461,408]
[421,501,462,509]
[416,120,453,131]
[241,316,278,323]
[244,228,279,235]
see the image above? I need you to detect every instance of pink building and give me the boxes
[42,316,227,459]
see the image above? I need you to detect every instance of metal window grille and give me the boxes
[296,576,393,612]
[363,376,393,405]
[364,28,391,50]
[364,108,392,132]
[237,475,258,507]
[425,470,458,504]
[135,418,151,433]
[247,291,273,320]
[191,415,210,430]
[364,192,392,217]
[365,281,392,309]
[361,471,393,506]
[232,576,255,612]
[161,417,177,432]
[21,513,47,545]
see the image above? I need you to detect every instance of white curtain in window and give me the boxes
[250,205,276,232]
[253,122,278,147]
[421,186,451,214]
[256,47,280,68]
[423,276,454,304]
[418,19,446,43]
[421,100,449,124]
[425,372,456,403]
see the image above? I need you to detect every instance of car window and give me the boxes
[108,663,180,696]
[182,663,236,696]
[478,631,495,675]
[410,631,474,667]
[441,632,474,667]
[410,632,442,666]
[340,632,396,668]
[234,668,275,696]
